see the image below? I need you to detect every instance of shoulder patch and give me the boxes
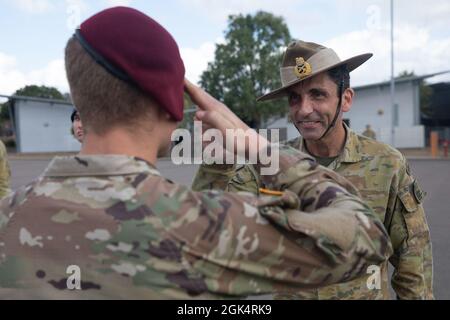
[398,180,426,213]
[406,161,411,176]
[412,180,426,204]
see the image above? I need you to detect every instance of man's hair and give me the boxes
[65,37,159,134]
[327,65,350,96]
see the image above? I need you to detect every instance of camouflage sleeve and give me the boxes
[192,163,260,194]
[179,145,392,295]
[0,146,391,298]
[0,141,11,199]
[386,156,434,299]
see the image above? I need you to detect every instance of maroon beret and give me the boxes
[75,7,185,121]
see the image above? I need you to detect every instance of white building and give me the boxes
[267,72,448,148]
[2,95,80,153]
[2,71,447,153]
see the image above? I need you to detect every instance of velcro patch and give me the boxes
[412,180,426,204]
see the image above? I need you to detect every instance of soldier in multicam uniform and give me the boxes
[70,109,84,143]
[193,40,434,300]
[0,8,392,299]
[0,140,11,199]
[362,124,376,140]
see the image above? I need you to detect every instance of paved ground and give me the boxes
[408,160,450,300]
[7,157,450,299]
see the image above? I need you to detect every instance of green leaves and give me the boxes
[13,85,65,100]
[0,85,66,121]
[200,11,291,129]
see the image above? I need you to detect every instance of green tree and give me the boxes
[200,11,291,128]
[13,85,65,100]
[0,104,9,121]
[419,83,434,118]
[0,85,66,122]
[396,70,414,79]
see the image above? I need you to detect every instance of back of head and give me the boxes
[65,7,185,135]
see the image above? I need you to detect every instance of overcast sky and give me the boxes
[0,0,449,99]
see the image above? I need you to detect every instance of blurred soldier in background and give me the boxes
[362,124,376,140]
[70,109,84,143]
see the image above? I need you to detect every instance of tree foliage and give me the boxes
[0,85,66,121]
[13,85,65,100]
[200,11,291,128]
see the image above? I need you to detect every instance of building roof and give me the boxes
[354,70,450,91]
[0,94,73,106]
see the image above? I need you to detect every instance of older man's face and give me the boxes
[287,72,341,141]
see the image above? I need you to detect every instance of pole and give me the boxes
[390,0,396,147]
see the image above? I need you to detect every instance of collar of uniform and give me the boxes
[339,124,365,164]
[292,124,365,164]
[42,155,162,178]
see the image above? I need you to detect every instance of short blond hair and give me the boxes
[65,37,159,134]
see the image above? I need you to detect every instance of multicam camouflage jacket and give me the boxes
[0,141,11,200]
[0,146,391,299]
[192,127,433,300]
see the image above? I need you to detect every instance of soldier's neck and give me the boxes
[304,123,346,158]
[80,127,158,166]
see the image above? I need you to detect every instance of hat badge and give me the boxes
[294,57,312,79]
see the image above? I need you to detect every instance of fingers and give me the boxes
[195,107,269,158]
[196,110,233,133]
[184,78,221,112]
[185,78,252,136]
[184,78,251,128]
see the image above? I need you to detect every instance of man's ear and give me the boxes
[341,88,354,113]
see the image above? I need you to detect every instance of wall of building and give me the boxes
[348,81,416,129]
[347,80,424,147]
[15,99,80,153]
[12,79,427,153]
[268,80,425,148]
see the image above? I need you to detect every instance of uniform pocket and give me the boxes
[229,165,259,193]
[397,181,429,247]
[398,186,418,213]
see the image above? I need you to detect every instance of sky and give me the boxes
[0,0,449,100]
